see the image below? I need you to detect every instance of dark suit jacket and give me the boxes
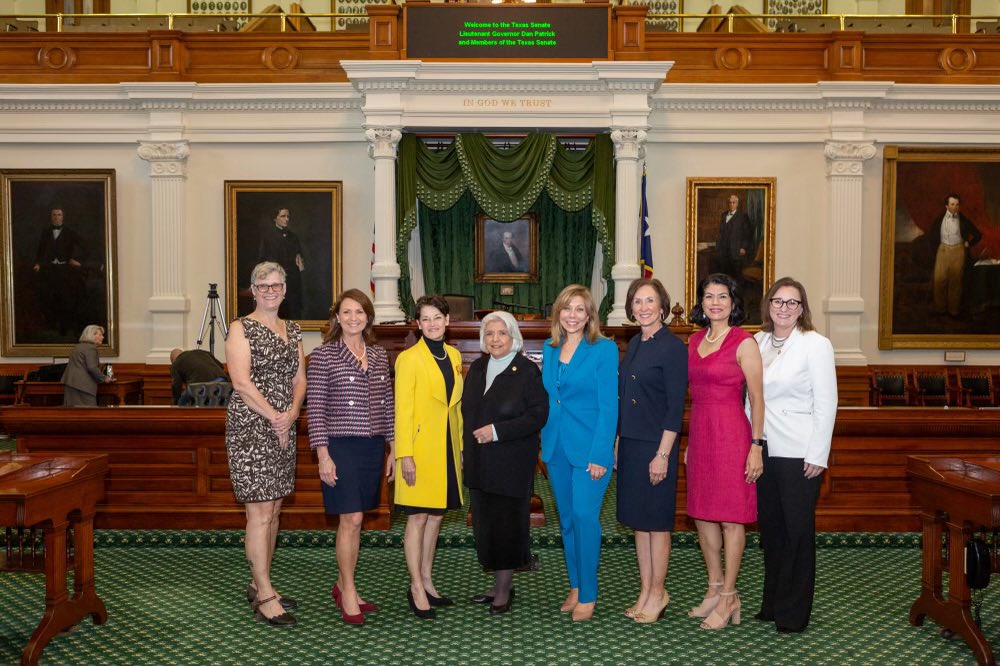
[61,342,105,397]
[462,353,548,498]
[618,329,688,442]
[170,349,227,402]
[35,225,85,266]
[928,213,983,266]
[487,244,525,273]
[716,210,753,263]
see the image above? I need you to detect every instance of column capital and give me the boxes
[610,128,646,161]
[365,128,403,159]
[824,141,876,176]
[137,140,190,176]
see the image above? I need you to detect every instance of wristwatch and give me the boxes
[656,450,669,460]
[751,438,767,447]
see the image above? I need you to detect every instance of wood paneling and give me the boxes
[2,404,997,532]
[1,31,1000,84]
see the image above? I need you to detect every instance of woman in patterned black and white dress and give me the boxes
[225,261,306,628]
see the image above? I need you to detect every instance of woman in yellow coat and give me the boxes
[395,294,464,620]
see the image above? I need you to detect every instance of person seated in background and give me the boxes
[170,347,228,404]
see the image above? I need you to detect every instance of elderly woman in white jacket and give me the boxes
[751,277,837,634]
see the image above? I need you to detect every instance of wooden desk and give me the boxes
[0,453,109,666]
[907,455,1000,666]
[14,379,143,407]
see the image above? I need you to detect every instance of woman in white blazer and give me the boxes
[752,277,837,634]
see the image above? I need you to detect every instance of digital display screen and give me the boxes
[405,5,610,60]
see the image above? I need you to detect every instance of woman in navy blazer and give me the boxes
[616,278,688,624]
[541,284,618,621]
[752,277,837,634]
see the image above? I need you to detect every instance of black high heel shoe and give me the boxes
[246,584,298,611]
[407,589,436,620]
[425,591,454,607]
[253,595,297,627]
[490,590,516,615]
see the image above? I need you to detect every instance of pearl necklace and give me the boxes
[346,341,367,364]
[704,326,731,344]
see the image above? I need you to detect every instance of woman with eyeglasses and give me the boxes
[225,261,306,627]
[685,273,764,631]
[752,277,837,634]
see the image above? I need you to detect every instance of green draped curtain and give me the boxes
[396,133,615,318]
[418,190,597,315]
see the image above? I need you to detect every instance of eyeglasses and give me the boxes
[769,298,802,311]
[254,283,285,293]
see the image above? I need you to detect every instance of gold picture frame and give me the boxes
[0,169,119,356]
[685,177,776,328]
[474,212,539,284]
[878,146,1000,349]
[224,181,343,332]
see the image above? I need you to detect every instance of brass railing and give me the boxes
[1,11,999,34]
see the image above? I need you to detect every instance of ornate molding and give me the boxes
[365,128,402,159]
[824,141,876,176]
[610,129,646,161]
[137,141,190,175]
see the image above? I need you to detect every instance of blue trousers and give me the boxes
[547,447,612,604]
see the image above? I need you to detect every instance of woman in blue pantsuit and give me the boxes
[541,284,618,622]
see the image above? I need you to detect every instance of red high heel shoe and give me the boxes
[332,584,379,614]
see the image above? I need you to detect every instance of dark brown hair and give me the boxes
[625,278,670,324]
[414,294,450,319]
[324,289,376,344]
[760,276,815,333]
[689,273,746,327]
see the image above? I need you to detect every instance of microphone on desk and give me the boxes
[492,300,547,315]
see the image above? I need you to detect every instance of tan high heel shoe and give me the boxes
[688,581,723,618]
[633,591,670,624]
[560,589,579,613]
[699,590,740,630]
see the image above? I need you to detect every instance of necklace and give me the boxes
[704,326,731,344]
[430,349,447,361]
[346,341,367,364]
[770,334,789,354]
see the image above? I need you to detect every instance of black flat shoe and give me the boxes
[777,624,805,634]
[426,592,454,607]
[253,595,297,627]
[246,584,298,611]
[490,596,514,615]
[754,611,774,622]
[407,589,436,620]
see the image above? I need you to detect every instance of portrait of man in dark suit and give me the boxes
[486,230,527,274]
[32,206,88,336]
[712,194,753,283]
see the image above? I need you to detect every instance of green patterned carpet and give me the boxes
[0,456,994,664]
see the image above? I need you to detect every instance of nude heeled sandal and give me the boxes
[688,581,723,618]
[699,590,740,630]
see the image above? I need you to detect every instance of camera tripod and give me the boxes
[196,283,228,356]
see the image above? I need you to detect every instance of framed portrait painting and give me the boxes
[224,181,342,331]
[878,146,1000,349]
[685,177,776,328]
[474,212,539,283]
[0,169,118,356]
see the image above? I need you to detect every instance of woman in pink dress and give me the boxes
[685,273,764,630]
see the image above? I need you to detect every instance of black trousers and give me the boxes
[756,454,822,631]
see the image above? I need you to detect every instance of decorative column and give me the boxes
[824,140,876,365]
[366,128,406,323]
[607,128,646,325]
[138,140,190,363]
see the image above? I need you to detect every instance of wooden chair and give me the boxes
[870,369,911,406]
[0,374,20,406]
[957,369,997,407]
[913,368,954,407]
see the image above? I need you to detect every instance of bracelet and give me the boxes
[751,438,766,447]
[656,450,669,460]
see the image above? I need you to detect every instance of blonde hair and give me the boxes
[79,324,104,343]
[249,261,286,287]
[549,284,603,347]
